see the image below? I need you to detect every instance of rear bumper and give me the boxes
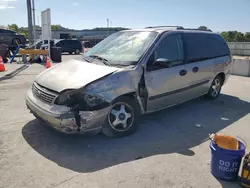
[224,68,231,85]
[25,88,109,134]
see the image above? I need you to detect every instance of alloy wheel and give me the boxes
[108,102,134,132]
[211,78,221,97]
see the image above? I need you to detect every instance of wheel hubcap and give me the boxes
[211,79,221,97]
[108,103,134,131]
[119,113,126,120]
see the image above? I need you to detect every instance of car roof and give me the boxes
[0,28,16,33]
[55,39,80,43]
[120,26,214,35]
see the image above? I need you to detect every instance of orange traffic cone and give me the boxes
[0,56,6,72]
[45,56,51,68]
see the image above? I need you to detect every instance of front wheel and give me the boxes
[205,76,222,99]
[102,96,141,138]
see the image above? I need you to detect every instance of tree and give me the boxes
[221,31,229,41]
[92,27,129,31]
[245,32,250,42]
[51,24,62,30]
[8,24,19,32]
[198,26,208,30]
[225,31,238,42]
[235,32,245,42]
[220,31,248,42]
[19,29,28,38]
[229,31,239,42]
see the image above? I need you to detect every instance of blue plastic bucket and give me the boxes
[210,139,246,181]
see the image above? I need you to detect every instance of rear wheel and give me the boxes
[102,96,141,138]
[75,49,80,55]
[69,52,73,55]
[12,38,21,45]
[205,75,222,99]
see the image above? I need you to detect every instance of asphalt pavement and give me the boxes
[0,55,249,188]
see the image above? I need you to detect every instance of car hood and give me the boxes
[35,59,120,92]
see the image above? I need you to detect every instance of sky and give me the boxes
[0,0,250,32]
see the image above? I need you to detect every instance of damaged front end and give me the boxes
[26,64,145,134]
[25,86,111,134]
[53,89,112,133]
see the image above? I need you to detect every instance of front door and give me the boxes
[144,33,197,112]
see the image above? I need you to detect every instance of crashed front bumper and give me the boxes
[25,88,110,134]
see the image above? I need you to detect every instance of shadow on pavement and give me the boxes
[22,94,250,173]
[218,179,241,188]
[0,64,30,81]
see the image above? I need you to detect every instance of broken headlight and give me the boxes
[55,90,109,109]
[83,94,107,107]
[55,90,76,106]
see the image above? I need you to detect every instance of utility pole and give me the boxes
[106,18,109,36]
[31,0,36,48]
[37,16,40,27]
[26,0,34,46]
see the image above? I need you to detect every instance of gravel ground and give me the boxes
[0,55,249,188]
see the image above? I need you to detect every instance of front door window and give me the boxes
[147,34,184,71]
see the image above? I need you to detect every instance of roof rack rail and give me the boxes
[145,26,184,29]
[179,28,212,32]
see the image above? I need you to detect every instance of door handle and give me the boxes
[192,67,199,73]
[179,69,187,76]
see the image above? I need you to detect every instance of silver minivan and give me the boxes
[25,26,232,137]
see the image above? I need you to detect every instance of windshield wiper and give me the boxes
[83,56,91,62]
[89,55,110,66]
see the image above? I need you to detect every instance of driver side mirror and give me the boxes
[153,58,172,68]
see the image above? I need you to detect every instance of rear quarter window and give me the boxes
[73,40,82,48]
[67,40,80,48]
[183,33,230,63]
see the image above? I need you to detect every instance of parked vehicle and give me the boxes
[32,40,55,49]
[0,29,26,48]
[54,39,82,54]
[81,41,91,48]
[25,26,232,137]
[81,41,91,53]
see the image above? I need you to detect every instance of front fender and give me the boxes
[85,67,143,102]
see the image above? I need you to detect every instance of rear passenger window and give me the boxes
[64,40,70,46]
[68,40,79,47]
[183,33,230,63]
[71,40,76,45]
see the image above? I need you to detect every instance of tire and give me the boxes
[69,52,73,55]
[12,38,21,45]
[102,96,141,138]
[75,49,80,55]
[205,75,223,99]
[3,57,8,63]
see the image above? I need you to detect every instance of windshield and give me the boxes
[84,31,158,65]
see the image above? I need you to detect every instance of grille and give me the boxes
[32,83,57,104]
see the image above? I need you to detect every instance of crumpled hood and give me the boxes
[35,59,120,92]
